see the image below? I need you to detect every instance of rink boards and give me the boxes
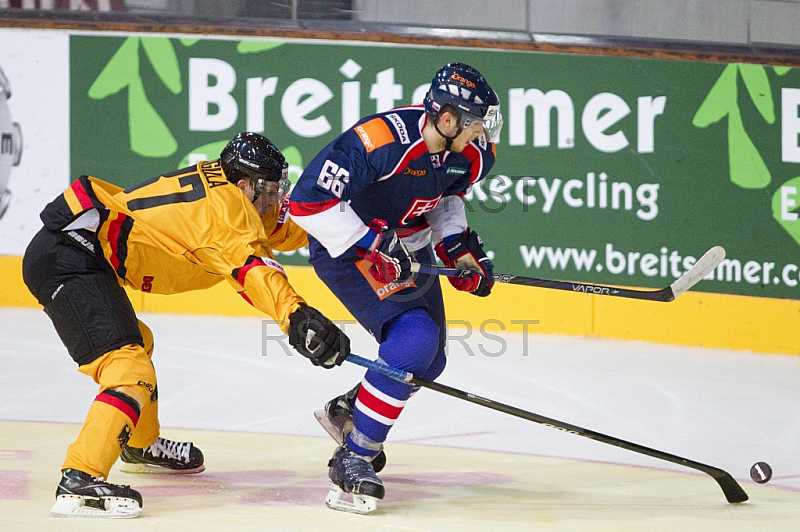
[0,255,797,355]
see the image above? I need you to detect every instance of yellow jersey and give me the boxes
[39,160,308,330]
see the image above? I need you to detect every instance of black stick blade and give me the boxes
[713,472,749,503]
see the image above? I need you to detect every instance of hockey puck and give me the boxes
[750,462,772,484]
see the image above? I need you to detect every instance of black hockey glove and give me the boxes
[288,304,350,369]
[434,228,495,297]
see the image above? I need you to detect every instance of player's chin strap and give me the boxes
[432,115,462,152]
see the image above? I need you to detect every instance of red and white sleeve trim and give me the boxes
[289,200,369,258]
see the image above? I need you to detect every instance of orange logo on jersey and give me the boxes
[404,167,426,177]
[356,259,416,300]
[355,118,394,153]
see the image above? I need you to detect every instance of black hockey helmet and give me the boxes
[220,132,289,201]
[423,63,503,145]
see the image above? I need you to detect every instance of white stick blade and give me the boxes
[670,246,726,298]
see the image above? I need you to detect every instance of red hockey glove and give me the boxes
[434,229,494,297]
[355,219,412,284]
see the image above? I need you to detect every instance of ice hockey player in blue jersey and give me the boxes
[288,62,502,514]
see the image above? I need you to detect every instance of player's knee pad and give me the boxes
[380,308,440,374]
[108,385,152,412]
[80,344,158,406]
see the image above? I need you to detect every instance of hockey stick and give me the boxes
[411,245,725,302]
[344,246,725,302]
[346,353,748,504]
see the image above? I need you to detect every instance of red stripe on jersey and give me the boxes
[236,258,267,287]
[388,104,425,112]
[239,291,254,306]
[384,139,428,179]
[70,179,94,210]
[288,198,340,217]
[95,392,139,426]
[106,213,128,271]
[461,143,483,184]
[357,385,404,420]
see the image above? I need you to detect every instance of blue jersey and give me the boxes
[289,106,496,257]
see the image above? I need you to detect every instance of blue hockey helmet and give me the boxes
[423,63,502,143]
[220,132,289,202]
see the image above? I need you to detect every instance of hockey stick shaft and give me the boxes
[346,353,747,504]
[412,246,726,302]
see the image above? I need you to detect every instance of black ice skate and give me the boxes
[119,437,205,474]
[326,443,385,514]
[314,384,387,472]
[51,468,142,518]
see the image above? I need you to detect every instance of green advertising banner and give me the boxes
[70,35,800,300]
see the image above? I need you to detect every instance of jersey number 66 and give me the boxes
[317,160,350,199]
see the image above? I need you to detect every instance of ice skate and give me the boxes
[326,443,385,515]
[119,437,205,474]
[314,385,387,472]
[51,468,142,518]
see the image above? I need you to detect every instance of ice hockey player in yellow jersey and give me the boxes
[22,133,349,519]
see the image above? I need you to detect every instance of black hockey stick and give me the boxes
[346,353,748,504]
[412,245,726,302]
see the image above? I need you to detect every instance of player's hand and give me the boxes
[435,229,494,297]
[288,304,350,369]
[355,219,412,284]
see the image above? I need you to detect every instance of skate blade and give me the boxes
[119,462,206,474]
[51,494,142,518]
[325,483,378,515]
[314,409,349,444]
